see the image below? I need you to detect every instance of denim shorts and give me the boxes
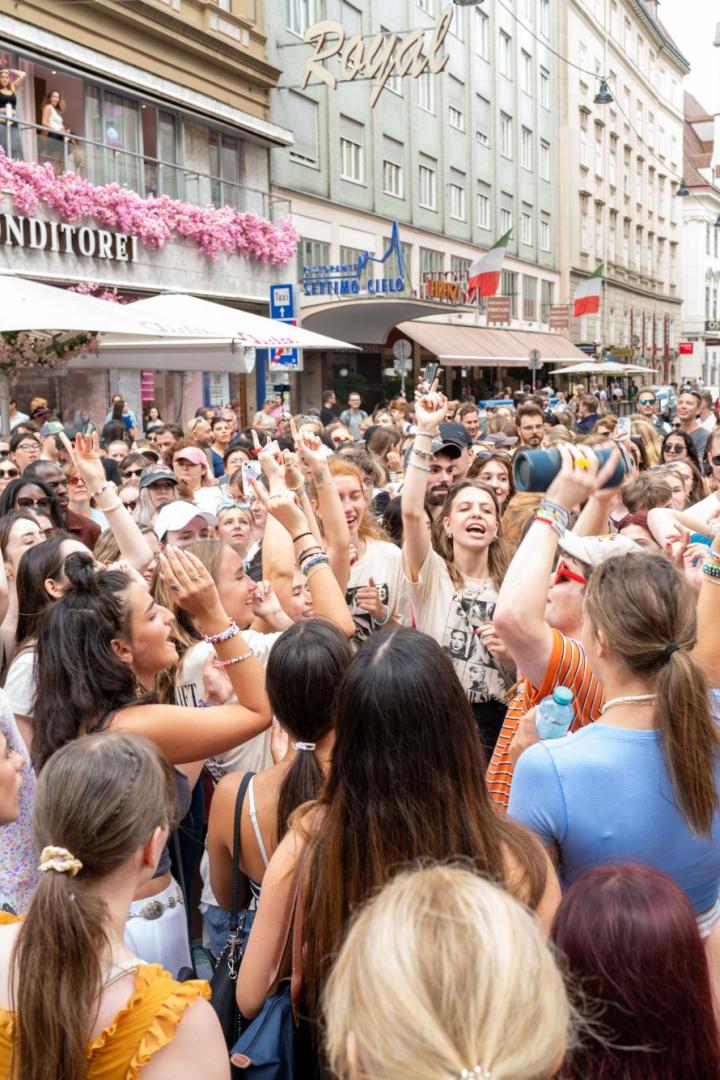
[202,902,257,961]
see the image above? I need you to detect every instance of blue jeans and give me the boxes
[202,902,257,962]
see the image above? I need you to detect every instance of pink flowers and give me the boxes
[0,150,299,265]
[0,330,98,381]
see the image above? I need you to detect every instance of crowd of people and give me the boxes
[0,376,720,1077]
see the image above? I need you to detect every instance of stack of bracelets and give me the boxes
[701,547,720,584]
[407,431,434,473]
[293,531,331,582]
[203,619,254,668]
[534,498,570,539]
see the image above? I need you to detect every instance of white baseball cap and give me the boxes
[153,500,217,541]
[558,531,641,569]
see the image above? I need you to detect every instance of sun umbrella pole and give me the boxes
[0,374,10,435]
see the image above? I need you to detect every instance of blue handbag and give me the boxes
[229,861,304,1077]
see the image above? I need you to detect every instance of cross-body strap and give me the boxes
[229,771,255,930]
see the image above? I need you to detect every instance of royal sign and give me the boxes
[301,5,453,108]
[0,212,138,262]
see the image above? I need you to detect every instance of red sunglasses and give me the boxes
[553,559,588,587]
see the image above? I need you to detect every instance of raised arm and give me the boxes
[494,446,619,687]
[401,386,446,579]
[67,433,154,572]
[295,426,351,589]
[111,548,271,762]
[693,528,720,687]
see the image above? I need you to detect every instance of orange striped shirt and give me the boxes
[486,629,605,810]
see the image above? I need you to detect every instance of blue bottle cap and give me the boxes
[553,686,574,706]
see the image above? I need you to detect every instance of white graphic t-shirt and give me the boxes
[402,546,509,703]
[346,538,409,640]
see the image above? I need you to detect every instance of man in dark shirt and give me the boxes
[320,389,337,426]
[575,395,602,435]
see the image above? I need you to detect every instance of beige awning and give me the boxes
[396,321,589,366]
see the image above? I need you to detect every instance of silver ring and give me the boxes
[189,575,200,582]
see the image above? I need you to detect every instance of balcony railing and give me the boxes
[1,118,290,222]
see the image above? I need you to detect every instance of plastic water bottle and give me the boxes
[535,687,575,741]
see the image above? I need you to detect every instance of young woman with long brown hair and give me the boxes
[402,388,513,755]
[510,552,720,933]
[0,732,230,1080]
[236,630,560,1071]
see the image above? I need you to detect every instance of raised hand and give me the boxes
[282,449,305,493]
[354,576,386,621]
[159,546,221,620]
[252,429,283,490]
[249,476,307,537]
[545,444,622,512]
[62,431,107,491]
[413,383,447,433]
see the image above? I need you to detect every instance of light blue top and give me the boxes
[508,722,720,914]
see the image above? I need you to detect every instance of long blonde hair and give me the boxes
[323,864,571,1080]
[585,553,720,835]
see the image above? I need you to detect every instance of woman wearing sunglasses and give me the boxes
[0,463,20,498]
[64,465,110,531]
[117,451,148,484]
[661,430,702,471]
[0,477,64,531]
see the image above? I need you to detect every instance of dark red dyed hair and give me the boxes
[552,864,720,1079]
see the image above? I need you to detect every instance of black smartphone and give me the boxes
[424,361,439,387]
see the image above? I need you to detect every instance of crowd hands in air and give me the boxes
[0,380,720,1077]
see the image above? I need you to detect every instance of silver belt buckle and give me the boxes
[139,899,164,920]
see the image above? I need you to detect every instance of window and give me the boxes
[499,31,512,78]
[623,218,630,265]
[521,50,532,94]
[608,210,617,262]
[500,196,512,236]
[539,0,550,38]
[521,206,533,246]
[420,247,443,274]
[635,159,643,205]
[647,167,654,212]
[595,203,603,257]
[648,112,655,147]
[540,67,550,109]
[451,255,471,277]
[636,99,643,138]
[340,115,364,183]
[419,154,437,210]
[521,127,533,171]
[287,93,318,167]
[382,136,403,198]
[580,197,589,252]
[450,175,466,221]
[540,140,550,180]
[475,8,489,59]
[594,123,603,176]
[502,269,518,316]
[624,18,632,56]
[540,215,551,252]
[658,176,666,218]
[475,93,491,147]
[418,71,435,113]
[623,147,630,198]
[288,0,313,36]
[340,245,371,290]
[609,1,618,39]
[341,1,361,35]
[500,113,513,158]
[449,105,464,131]
[418,0,435,13]
[579,113,588,168]
[523,275,537,320]
[477,185,491,229]
[708,224,712,256]
[541,279,554,321]
[636,35,644,70]
[608,135,617,187]
[297,238,330,282]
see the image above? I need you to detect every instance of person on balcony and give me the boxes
[40,90,69,174]
[0,65,25,160]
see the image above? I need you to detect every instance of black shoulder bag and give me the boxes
[210,770,254,1048]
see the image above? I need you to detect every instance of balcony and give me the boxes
[0,118,290,223]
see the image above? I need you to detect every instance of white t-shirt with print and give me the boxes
[346,539,408,640]
[402,546,510,703]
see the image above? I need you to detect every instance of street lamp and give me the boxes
[676,178,690,197]
[594,79,614,105]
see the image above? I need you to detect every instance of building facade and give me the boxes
[558,0,688,379]
[266,0,569,410]
[679,92,720,387]
[0,0,295,426]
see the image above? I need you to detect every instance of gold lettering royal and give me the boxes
[301,5,453,108]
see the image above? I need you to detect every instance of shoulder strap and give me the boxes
[247,775,271,868]
[266,842,308,1019]
[229,771,255,928]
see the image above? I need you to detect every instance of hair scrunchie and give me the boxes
[38,846,83,877]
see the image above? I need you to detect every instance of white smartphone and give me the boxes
[241,460,262,488]
[616,416,631,437]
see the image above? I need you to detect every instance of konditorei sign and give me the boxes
[301,5,453,108]
[0,212,138,262]
[301,221,406,298]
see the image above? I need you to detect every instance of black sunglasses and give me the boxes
[121,499,138,511]
[0,468,19,479]
[122,468,144,478]
[0,451,9,459]
[710,454,720,467]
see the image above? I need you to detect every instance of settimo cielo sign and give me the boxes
[302,5,453,107]
[301,221,406,298]
[0,211,138,262]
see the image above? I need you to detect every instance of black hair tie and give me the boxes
[663,643,680,660]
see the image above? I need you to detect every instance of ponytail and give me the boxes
[586,553,720,838]
[655,648,719,836]
[277,746,326,840]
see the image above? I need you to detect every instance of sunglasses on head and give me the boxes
[553,559,588,587]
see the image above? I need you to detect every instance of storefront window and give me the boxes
[86,86,142,190]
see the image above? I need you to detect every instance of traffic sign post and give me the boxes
[392,338,412,396]
[268,283,302,374]
[528,348,542,392]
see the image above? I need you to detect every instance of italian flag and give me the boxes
[467,230,512,298]
[573,265,603,317]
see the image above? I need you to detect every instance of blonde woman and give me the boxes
[630,416,663,467]
[324,865,570,1080]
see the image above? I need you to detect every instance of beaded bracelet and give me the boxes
[301,553,330,575]
[535,515,565,539]
[214,650,255,667]
[413,430,434,439]
[407,460,432,474]
[372,604,391,626]
[203,620,240,645]
[409,446,434,461]
[701,561,720,581]
[703,547,720,563]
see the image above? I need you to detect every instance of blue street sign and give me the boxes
[270,284,295,321]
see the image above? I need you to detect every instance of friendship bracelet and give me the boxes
[214,650,255,667]
[296,542,322,561]
[292,531,313,542]
[88,481,113,500]
[372,604,391,626]
[538,498,570,522]
[305,561,330,581]
[95,497,123,514]
[701,561,720,580]
[407,460,432,474]
[203,620,240,645]
[535,514,565,539]
[300,553,330,575]
[409,446,434,461]
[413,430,434,439]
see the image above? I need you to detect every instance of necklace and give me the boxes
[601,694,656,715]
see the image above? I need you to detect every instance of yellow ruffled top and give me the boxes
[0,943,210,1079]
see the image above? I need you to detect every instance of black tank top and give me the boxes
[0,90,17,111]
